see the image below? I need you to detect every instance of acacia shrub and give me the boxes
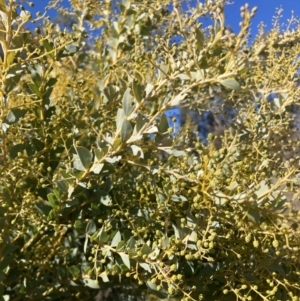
[1,1,300,301]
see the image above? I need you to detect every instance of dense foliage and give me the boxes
[1,0,300,300]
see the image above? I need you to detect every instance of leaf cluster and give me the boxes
[1,1,300,301]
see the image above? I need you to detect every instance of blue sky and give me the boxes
[224,0,300,36]
[31,0,300,38]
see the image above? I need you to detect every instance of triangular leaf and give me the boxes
[119,253,130,269]
[158,114,169,133]
[195,27,205,50]
[111,231,121,247]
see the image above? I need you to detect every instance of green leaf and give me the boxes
[3,244,19,256]
[267,263,285,276]
[53,188,61,201]
[221,78,241,90]
[243,273,257,282]
[86,220,96,235]
[0,271,5,281]
[98,162,115,176]
[47,193,59,208]
[30,66,43,88]
[127,237,136,250]
[135,113,146,132]
[121,119,133,142]
[46,77,58,88]
[0,254,13,270]
[75,146,93,170]
[48,209,58,220]
[96,227,109,243]
[247,208,261,224]
[111,231,121,247]
[195,27,205,50]
[140,244,152,255]
[74,220,84,229]
[27,82,40,96]
[122,88,136,117]
[132,80,143,102]
[139,262,151,273]
[116,241,125,251]
[6,109,27,124]
[35,203,52,216]
[68,266,80,278]
[158,114,169,133]
[94,144,109,160]
[119,253,130,269]
[43,39,54,57]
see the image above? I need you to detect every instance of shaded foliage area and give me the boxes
[1,0,300,301]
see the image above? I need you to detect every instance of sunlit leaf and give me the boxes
[111,231,121,247]
[119,253,130,269]
[170,93,187,106]
[6,109,27,124]
[221,78,241,90]
[83,278,100,289]
[116,108,125,131]
[99,271,109,282]
[145,83,154,97]
[139,263,151,273]
[130,145,144,158]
